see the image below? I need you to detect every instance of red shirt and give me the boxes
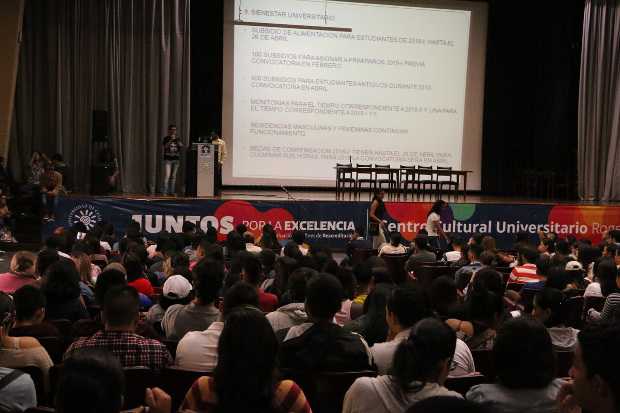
[128,277,154,297]
[0,272,38,294]
[258,289,279,313]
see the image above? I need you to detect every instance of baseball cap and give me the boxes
[565,261,584,271]
[163,275,193,299]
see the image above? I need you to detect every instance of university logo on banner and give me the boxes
[67,203,103,230]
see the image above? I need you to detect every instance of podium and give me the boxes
[186,143,218,197]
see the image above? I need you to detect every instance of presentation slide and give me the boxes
[223,0,487,188]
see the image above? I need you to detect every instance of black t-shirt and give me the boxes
[163,136,183,160]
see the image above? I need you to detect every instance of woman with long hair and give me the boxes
[258,223,281,251]
[369,190,387,249]
[343,318,461,412]
[70,252,95,306]
[42,260,89,322]
[426,200,448,249]
[181,306,311,412]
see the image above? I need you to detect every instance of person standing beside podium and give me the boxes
[210,132,227,192]
[162,124,183,196]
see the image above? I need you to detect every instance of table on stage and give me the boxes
[334,165,472,200]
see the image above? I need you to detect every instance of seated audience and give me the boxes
[344,274,393,346]
[0,367,37,412]
[378,232,407,256]
[42,259,89,322]
[454,243,484,291]
[241,255,279,312]
[584,256,614,298]
[65,286,172,369]
[0,291,53,390]
[181,306,311,412]
[509,246,542,284]
[10,285,61,339]
[532,288,579,351]
[352,263,372,304]
[162,259,222,340]
[146,274,193,326]
[407,396,492,413]
[346,226,373,259]
[556,323,620,413]
[466,318,564,413]
[371,286,431,374]
[57,348,170,413]
[279,273,372,371]
[443,236,464,263]
[586,258,620,323]
[175,281,259,371]
[482,235,515,265]
[267,267,314,332]
[406,234,437,271]
[343,318,463,413]
[430,276,461,319]
[124,252,154,297]
[257,223,281,251]
[36,248,60,278]
[244,231,262,253]
[447,287,503,350]
[0,251,38,294]
[71,251,96,305]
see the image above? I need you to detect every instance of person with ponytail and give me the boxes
[343,318,462,413]
[0,251,38,294]
[531,288,579,351]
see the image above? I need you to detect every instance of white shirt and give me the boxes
[426,212,440,237]
[371,329,475,377]
[378,244,407,256]
[246,243,262,253]
[584,282,603,298]
[175,321,224,371]
[444,250,462,262]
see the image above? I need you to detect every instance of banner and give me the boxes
[46,197,620,249]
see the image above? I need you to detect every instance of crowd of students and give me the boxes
[0,219,618,413]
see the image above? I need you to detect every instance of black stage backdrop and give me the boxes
[190,0,584,196]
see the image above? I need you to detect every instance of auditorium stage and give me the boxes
[44,189,620,251]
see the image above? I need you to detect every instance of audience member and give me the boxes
[257,223,281,250]
[343,318,462,413]
[57,348,171,413]
[42,259,89,322]
[244,231,262,253]
[584,257,614,298]
[65,286,171,369]
[532,288,579,351]
[454,243,484,291]
[406,234,437,271]
[161,259,222,340]
[344,280,393,346]
[0,251,38,294]
[146,274,193,326]
[467,318,564,413]
[443,236,464,263]
[509,246,542,284]
[267,267,315,332]
[175,281,259,371]
[10,285,61,339]
[557,323,620,413]
[36,249,60,278]
[586,258,620,323]
[181,307,311,412]
[279,273,372,371]
[430,276,460,319]
[241,254,279,312]
[71,251,96,305]
[378,232,407,256]
[447,287,503,350]
[352,263,372,304]
[124,253,154,297]
[0,366,37,412]
[0,291,53,390]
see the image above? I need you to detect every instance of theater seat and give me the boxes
[445,374,488,396]
[19,366,46,406]
[280,369,377,413]
[160,367,212,411]
[471,349,495,380]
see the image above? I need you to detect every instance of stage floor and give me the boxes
[84,188,618,205]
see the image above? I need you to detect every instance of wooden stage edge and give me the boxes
[73,189,620,206]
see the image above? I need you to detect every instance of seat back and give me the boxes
[161,339,179,359]
[123,367,159,409]
[336,163,354,180]
[583,296,605,315]
[350,248,376,266]
[281,369,377,413]
[381,254,409,284]
[471,349,495,380]
[355,164,373,181]
[19,366,46,406]
[555,350,574,378]
[48,319,72,337]
[414,265,457,290]
[564,296,584,329]
[445,374,488,396]
[505,283,523,292]
[416,165,434,181]
[374,164,392,180]
[38,336,66,364]
[160,367,212,412]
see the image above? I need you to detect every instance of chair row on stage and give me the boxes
[335,164,472,200]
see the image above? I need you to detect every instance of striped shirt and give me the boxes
[587,292,620,323]
[509,263,542,284]
[180,376,312,413]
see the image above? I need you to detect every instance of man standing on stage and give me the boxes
[210,132,227,192]
[162,124,183,196]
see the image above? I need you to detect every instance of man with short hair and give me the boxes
[175,281,259,372]
[241,255,278,312]
[161,259,222,340]
[266,267,314,332]
[279,273,372,371]
[443,236,464,263]
[557,323,620,413]
[10,285,61,339]
[454,243,485,290]
[405,234,437,271]
[509,246,542,284]
[161,124,184,196]
[64,286,172,369]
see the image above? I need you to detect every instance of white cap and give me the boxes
[565,261,584,271]
[162,275,193,299]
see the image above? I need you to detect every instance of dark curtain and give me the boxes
[481,0,584,197]
[578,0,620,201]
[10,0,191,194]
